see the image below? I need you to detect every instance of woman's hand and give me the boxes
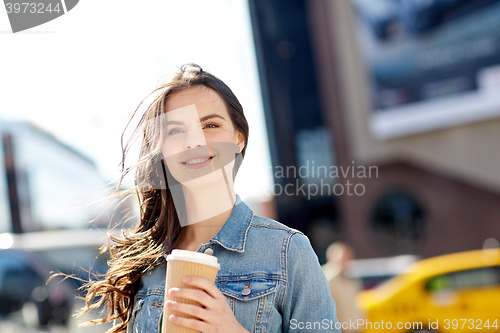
[166,276,250,333]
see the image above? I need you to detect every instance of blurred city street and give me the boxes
[1,0,500,332]
[0,300,112,333]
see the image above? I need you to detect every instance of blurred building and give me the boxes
[0,120,120,233]
[249,0,500,259]
[248,0,340,263]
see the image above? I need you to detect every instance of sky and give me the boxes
[0,0,274,204]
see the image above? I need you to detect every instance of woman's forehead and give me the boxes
[164,104,200,123]
[165,86,225,113]
[163,104,229,130]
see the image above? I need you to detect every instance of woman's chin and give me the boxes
[179,169,228,189]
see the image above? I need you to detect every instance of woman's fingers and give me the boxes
[166,277,248,333]
[182,276,224,300]
[169,285,217,310]
[169,313,209,332]
[165,300,211,322]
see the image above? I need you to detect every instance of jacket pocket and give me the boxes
[218,277,279,333]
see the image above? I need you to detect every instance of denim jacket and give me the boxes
[126,195,341,332]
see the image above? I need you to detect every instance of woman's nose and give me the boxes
[184,127,206,150]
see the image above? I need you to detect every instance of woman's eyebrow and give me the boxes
[200,114,226,122]
[166,120,184,126]
[165,114,225,125]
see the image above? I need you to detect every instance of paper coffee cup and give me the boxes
[162,249,220,333]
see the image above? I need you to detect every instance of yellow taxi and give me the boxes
[356,249,500,332]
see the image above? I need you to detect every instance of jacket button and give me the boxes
[204,248,213,255]
[242,282,251,296]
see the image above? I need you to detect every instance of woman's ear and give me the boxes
[236,131,245,153]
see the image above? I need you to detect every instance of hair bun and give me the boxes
[180,63,203,73]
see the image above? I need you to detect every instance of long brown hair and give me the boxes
[77,63,249,332]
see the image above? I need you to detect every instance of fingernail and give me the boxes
[183,277,191,283]
[169,288,179,295]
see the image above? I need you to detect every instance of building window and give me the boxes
[371,191,426,252]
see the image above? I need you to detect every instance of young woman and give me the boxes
[80,64,341,333]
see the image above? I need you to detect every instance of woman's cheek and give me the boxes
[205,131,235,144]
[162,139,183,157]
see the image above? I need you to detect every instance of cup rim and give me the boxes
[166,249,220,269]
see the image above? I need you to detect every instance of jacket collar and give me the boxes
[209,194,253,253]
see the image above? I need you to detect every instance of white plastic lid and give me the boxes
[166,249,220,269]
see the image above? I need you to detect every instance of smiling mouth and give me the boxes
[181,156,215,165]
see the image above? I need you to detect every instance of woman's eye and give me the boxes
[204,123,218,129]
[168,128,183,135]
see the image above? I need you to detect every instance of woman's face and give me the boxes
[161,85,245,185]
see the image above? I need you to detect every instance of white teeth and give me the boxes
[184,157,210,165]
